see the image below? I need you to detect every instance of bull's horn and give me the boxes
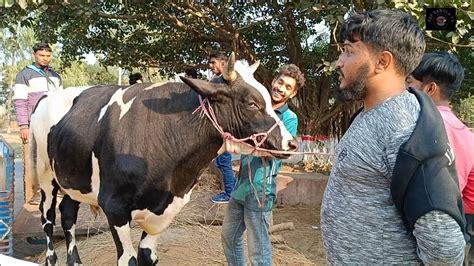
[249,60,260,74]
[222,52,237,82]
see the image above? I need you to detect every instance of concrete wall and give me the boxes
[276,172,328,206]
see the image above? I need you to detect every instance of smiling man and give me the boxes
[221,64,305,265]
[321,9,467,264]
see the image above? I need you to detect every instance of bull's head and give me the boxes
[180,53,298,159]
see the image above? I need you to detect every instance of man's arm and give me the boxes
[13,70,30,142]
[413,210,465,265]
[13,71,30,127]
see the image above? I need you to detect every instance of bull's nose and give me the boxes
[288,139,298,151]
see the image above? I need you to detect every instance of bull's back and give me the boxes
[48,85,122,193]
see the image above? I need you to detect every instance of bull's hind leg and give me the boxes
[39,182,59,266]
[59,194,82,265]
[137,232,159,265]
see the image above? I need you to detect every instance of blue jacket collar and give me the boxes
[275,103,289,115]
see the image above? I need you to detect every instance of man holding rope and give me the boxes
[221,64,305,265]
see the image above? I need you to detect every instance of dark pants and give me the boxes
[215,152,236,195]
[464,214,474,265]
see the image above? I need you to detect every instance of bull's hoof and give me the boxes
[45,253,58,266]
[128,256,138,266]
[67,246,82,266]
[137,247,158,265]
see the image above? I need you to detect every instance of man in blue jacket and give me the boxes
[209,51,237,203]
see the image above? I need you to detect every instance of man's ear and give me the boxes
[425,82,438,96]
[180,76,230,100]
[374,51,393,74]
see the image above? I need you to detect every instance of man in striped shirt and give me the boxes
[13,42,62,204]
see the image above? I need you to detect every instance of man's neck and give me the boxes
[435,100,451,107]
[34,63,48,70]
[363,77,406,111]
[272,101,285,110]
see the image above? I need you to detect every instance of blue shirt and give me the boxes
[231,104,298,211]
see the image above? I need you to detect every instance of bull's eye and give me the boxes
[248,102,260,110]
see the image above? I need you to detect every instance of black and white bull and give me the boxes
[29,55,297,265]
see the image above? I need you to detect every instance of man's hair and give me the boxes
[277,64,306,90]
[340,9,425,76]
[33,42,52,53]
[209,51,227,61]
[129,73,143,85]
[411,52,464,100]
[184,68,198,78]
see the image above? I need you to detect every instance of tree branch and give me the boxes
[426,34,474,48]
[236,7,292,33]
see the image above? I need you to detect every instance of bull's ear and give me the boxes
[180,76,230,99]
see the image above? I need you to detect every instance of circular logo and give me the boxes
[435,15,448,28]
[426,8,455,31]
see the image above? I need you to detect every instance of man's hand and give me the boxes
[20,127,29,144]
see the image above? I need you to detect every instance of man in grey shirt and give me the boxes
[321,9,467,264]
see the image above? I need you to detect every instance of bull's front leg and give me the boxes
[102,198,138,266]
[107,220,137,266]
[137,232,160,265]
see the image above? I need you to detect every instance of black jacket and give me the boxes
[390,87,468,242]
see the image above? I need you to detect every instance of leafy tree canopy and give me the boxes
[1,0,472,136]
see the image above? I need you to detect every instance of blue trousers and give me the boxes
[215,152,236,195]
[221,198,272,266]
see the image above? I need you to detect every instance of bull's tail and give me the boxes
[89,205,101,219]
[28,128,40,193]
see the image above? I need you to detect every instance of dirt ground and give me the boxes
[21,192,326,265]
[2,129,327,265]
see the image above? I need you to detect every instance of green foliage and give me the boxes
[391,0,473,105]
[60,61,121,87]
[453,95,474,128]
[1,1,472,136]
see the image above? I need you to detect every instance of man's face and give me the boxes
[405,75,427,92]
[209,57,225,76]
[33,49,52,68]
[270,75,297,105]
[335,40,372,102]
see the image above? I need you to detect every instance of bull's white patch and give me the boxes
[98,87,136,121]
[131,188,193,235]
[67,224,76,255]
[217,139,271,157]
[115,223,137,265]
[46,236,54,256]
[143,81,169,91]
[62,152,101,206]
[234,61,293,151]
